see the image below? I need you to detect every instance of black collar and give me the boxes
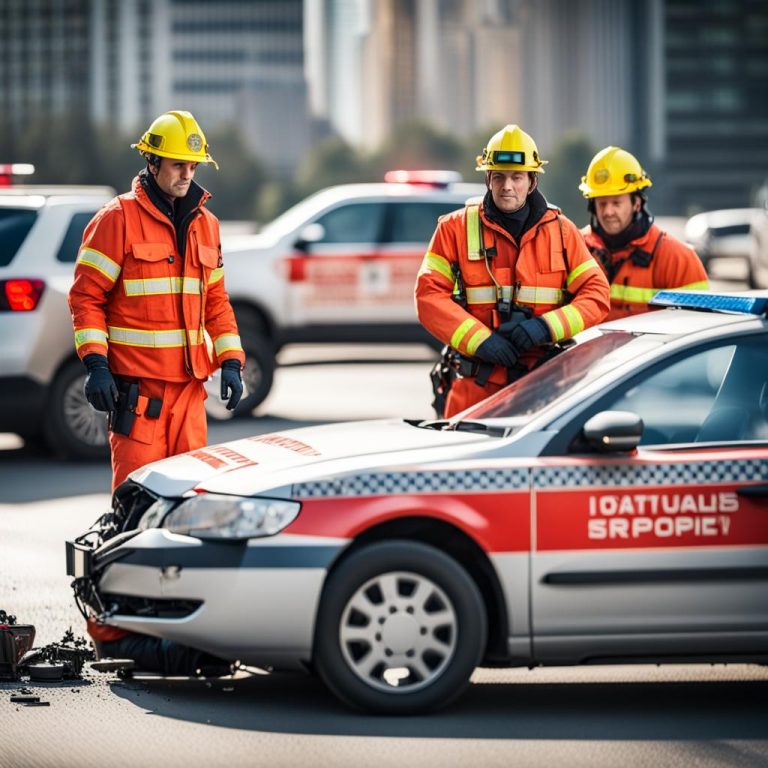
[483,187,549,242]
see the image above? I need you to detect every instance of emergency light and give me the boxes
[384,170,462,188]
[0,163,34,187]
[649,290,768,315]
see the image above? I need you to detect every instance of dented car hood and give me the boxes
[129,419,494,498]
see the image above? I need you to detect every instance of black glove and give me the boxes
[220,359,243,411]
[83,354,119,412]
[500,317,551,355]
[475,333,519,368]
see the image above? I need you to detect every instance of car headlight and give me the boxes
[138,497,178,530]
[161,494,301,540]
[685,215,709,242]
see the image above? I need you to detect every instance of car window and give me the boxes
[386,202,461,243]
[56,212,96,263]
[603,335,768,445]
[314,203,384,244]
[0,208,38,267]
[464,331,650,420]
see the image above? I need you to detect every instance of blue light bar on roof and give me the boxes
[649,291,768,315]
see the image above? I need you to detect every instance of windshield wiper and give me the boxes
[448,420,508,437]
[411,419,451,430]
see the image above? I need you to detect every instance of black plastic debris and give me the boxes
[19,628,95,680]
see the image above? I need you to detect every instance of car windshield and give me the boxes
[459,331,661,420]
[257,189,342,243]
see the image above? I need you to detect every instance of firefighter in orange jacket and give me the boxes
[68,111,245,491]
[416,125,611,417]
[580,146,709,320]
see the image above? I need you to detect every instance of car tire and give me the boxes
[43,357,109,461]
[314,540,487,714]
[205,336,276,421]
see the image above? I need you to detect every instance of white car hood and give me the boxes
[130,419,493,498]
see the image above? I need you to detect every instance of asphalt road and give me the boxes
[2,335,767,767]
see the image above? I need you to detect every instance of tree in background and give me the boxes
[537,132,596,227]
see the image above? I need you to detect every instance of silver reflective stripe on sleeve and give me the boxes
[74,328,109,350]
[213,334,243,356]
[77,247,121,283]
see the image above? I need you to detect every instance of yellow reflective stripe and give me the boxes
[678,280,710,291]
[187,328,206,345]
[77,247,121,283]
[466,327,490,356]
[567,258,599,287]
[122,277,202,296]
[450,318,476,350]
[418,251,454,283]
[213,334,243,356]
[516,286,563,304]
[466,205,480,259]
[465,285,563,305]
[561,304,584,336]
[466,286,498,304]
[541,310,566,342]
[209,267,225,285]
[610,284,659,304]
[106,326,205,348]
[74,327,108,350]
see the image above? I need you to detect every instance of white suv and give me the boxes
[0,185,115,459]
[221,172,485,415]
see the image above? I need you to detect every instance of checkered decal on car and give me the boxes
[534,458,768,489]
[295,467,530,499]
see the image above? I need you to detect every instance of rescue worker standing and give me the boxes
[580,146,709,320]
[68,110,245,491]
[416,125,610,417]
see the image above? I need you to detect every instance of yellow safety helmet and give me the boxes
[579,146,651,198]
[476,124,547,174]
[132,110,219,169]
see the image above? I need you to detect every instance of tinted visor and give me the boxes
[492,150,525,165]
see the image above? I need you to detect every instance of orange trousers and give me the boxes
[109,378,207,491]
[444,376,505,417]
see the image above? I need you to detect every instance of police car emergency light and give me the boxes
[650,290,768,315]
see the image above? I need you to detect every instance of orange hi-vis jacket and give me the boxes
[415,198,610,391]
[69,175,245,381]
[582,222,709,321]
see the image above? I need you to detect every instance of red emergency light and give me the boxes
[0,163,35,187]
[384,170,462,188]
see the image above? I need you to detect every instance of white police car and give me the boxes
[67,291,768,714]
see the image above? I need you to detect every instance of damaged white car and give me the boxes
[67,291,768,714]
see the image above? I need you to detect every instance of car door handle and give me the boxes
[737,483,768,498]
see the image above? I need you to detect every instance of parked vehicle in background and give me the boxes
[0,183,115,459]
[747,203,768,289]
[684,207,767,287]
[219,172,485,417]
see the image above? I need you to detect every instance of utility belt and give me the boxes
[108,379,163,436]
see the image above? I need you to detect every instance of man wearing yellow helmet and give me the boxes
[580,146,708,319]
[69,110,245,491]
[416,125,610,417]
[68,110,245,672]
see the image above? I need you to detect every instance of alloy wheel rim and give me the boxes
[338,570,457,694]
[64,376,108,447]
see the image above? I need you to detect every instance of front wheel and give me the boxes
[314,540,487,714]
[43,358,109,460]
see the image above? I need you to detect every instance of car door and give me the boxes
[284,201,386,327]
[531,334,768,662]
[377,201,464,324]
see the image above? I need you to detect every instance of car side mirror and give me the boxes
[294,222,325,252]
[582,410,644,453]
